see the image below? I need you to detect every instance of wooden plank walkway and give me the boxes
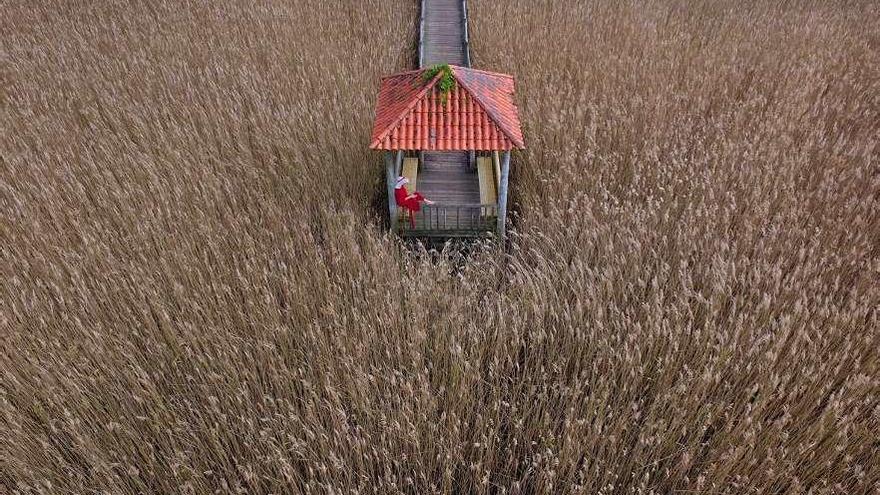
[418,1,475,208]
[419,152,479,204]
[421,0,469,68]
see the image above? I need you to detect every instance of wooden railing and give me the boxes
[401,203,497,236]
[461,0,471,67]
[419,0,426,68]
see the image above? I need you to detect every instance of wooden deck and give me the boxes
[402,152,486,237]
[419,151,479,204]
[399,152,494,237]
[421,0,469,68]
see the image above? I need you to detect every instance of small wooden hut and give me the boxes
[369,64,525,238]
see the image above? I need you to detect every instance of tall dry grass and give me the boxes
[2,0,878,493]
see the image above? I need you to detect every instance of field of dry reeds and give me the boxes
[2,0,878,493]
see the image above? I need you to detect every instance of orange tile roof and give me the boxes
[370,65,525,151]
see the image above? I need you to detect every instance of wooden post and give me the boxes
[492,151,501,190]
[385,151,397,234]
[395,150,404,177]
[497,150,511,238]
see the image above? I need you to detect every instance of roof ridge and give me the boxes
[369,71,442,148]
[451,68,524,148]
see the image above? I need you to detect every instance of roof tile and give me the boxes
[370,65,525,151]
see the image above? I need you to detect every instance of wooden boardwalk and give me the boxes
[421,0,469,67]
[419,151,479,204]
[418,1,475,208]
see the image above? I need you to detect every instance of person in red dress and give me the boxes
[394,176,434,227]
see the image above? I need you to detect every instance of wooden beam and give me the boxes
[385,151,397,234]
[497,150,511,238]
